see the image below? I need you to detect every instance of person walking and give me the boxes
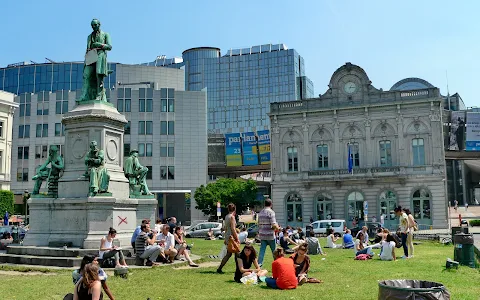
[257,198,279,267]
[216,203,239,274]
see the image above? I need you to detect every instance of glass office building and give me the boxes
[181,44,314,134]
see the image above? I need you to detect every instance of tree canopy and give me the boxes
[194,178,259,217]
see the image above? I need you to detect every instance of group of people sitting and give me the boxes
[0,231,13,250]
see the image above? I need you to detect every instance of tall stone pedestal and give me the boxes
[23,101,157,249]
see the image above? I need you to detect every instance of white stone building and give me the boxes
[269,63,447,229]
[0,91,18,190]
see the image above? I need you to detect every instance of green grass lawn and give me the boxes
[0,239,479,300]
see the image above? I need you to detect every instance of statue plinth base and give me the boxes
[23,196,157,249]
[59,101,128,199]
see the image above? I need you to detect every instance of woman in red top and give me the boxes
[265,248,298,290]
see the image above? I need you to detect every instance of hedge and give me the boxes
[469,219,480,227]
[0,190,15,217]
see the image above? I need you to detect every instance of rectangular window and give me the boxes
[287,147,298,172]
[168,99,174,112]
[36,92,49,115]
[138,143,145,157]
[146,99,153,112]
[316,145,328,169]
[0,121,3,138]
[160,121,167,135]
[17,167,29,182]
[146,121,153,135]
[348,143,360,167]
[124,121,131,135]
[412,138,425,166]
[17,146,29,160]
[36,124,42,137]
[19,93,31,117]
[160,166,167,179]
[138,121,145,135]
[55,123,64,136]
[160,143,167,157]
[168,143,174,157]
[168,166,175,180]
[56,100,68,114]
[35,145,48,159]
[139,99,145,112]
[147,166,153,180]
[0,151,2,173]
[124,143,131,156]
[379,140,392,166]
[161,99,167,112]
[117,99,124,112]
[124,99,131,112]
[146,143,152,157]
[167,121,174,135]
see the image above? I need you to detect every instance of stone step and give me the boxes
[0,253,138,268]
[6,246,134,258]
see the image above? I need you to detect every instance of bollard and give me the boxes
[459,214,462,226]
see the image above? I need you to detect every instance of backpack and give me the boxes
[102,257,116,268]
[355,254,372,260]
[306,237,321,255]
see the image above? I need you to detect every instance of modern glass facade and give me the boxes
[181,44,314,134]
[0,62,116,95]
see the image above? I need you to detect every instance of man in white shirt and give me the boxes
[157,224,177,262]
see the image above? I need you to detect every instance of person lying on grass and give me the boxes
[234,244,268,283]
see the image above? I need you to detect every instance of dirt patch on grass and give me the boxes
[0,270,57,276]
[174,261,218,270]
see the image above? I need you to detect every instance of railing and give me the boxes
[307,167,400,177]
[400,90,429,98]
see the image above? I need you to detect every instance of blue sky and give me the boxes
[1,0,478,107]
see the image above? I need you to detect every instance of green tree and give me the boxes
[0,190,15,216]
[194,178,259,217]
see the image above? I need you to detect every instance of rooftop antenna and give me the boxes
[45,58,56,63]
[446,70,451,110]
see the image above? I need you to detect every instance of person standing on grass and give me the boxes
[217,203,239,274]
[257,198,279,266]
[394,206,409,258]
[265,248,298,290]
[99,228,127,268]
[403,208,415,258]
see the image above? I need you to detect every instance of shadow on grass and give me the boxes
[198,270,218,274]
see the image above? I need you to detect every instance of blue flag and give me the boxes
[348,144,353,174]
[3,211,8,226]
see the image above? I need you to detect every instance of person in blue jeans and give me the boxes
[257,199,280,266]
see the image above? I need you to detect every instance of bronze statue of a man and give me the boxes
[79,18,112,102]
[124,149,152,196]
[85,141,110,196]
[32,145,64,197]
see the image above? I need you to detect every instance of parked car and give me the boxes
[303,219,346,237]
[185,222,222,238]
[183,220,208,231]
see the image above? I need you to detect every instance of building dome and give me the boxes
[390,78,435,91]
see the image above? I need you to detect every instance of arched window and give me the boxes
[412,188,431,223]
[347,191,364,227]
[379,190,397,229]
[316,193,333,221]
[286,193,303,227]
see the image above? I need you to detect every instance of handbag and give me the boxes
[227,236,240,254]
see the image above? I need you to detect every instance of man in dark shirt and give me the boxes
[168,217,177,234]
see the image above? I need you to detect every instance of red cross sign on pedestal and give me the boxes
[118,216,127,226]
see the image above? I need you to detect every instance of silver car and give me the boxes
[185,222,222,238]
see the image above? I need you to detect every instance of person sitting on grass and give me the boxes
[173,226,198,267]
[289,243,310,285]
[294,227,306,241]
[205,227,216,240]
[265,248,298,290]
[73,263,103,300]
[72,255,113,300]
[99,227,127,268]
[379,234,397,261]
[135,223,162,266]
[0,232,13,249]
[342,229,355,249]
[326,228,343,248]
[279,228,298,253]
[234,244,268,283]
[356,226,369,245]
[354,232,374,256]
[305,228,326,255]
[238,227,248,244]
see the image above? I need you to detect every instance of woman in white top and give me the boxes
[394,206,409,258]
[354,232,373,256]
[99,227,127,268]
[379,234,396,261]
[403,208,415,258]
[326,228,342,249]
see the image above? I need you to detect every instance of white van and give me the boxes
[308,219,346,237]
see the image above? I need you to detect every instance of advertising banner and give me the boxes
[466,112,480,151]
[225,133,242,166]
[449,111,466,151]
[242,132,259,166]
[257,130,271,165]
